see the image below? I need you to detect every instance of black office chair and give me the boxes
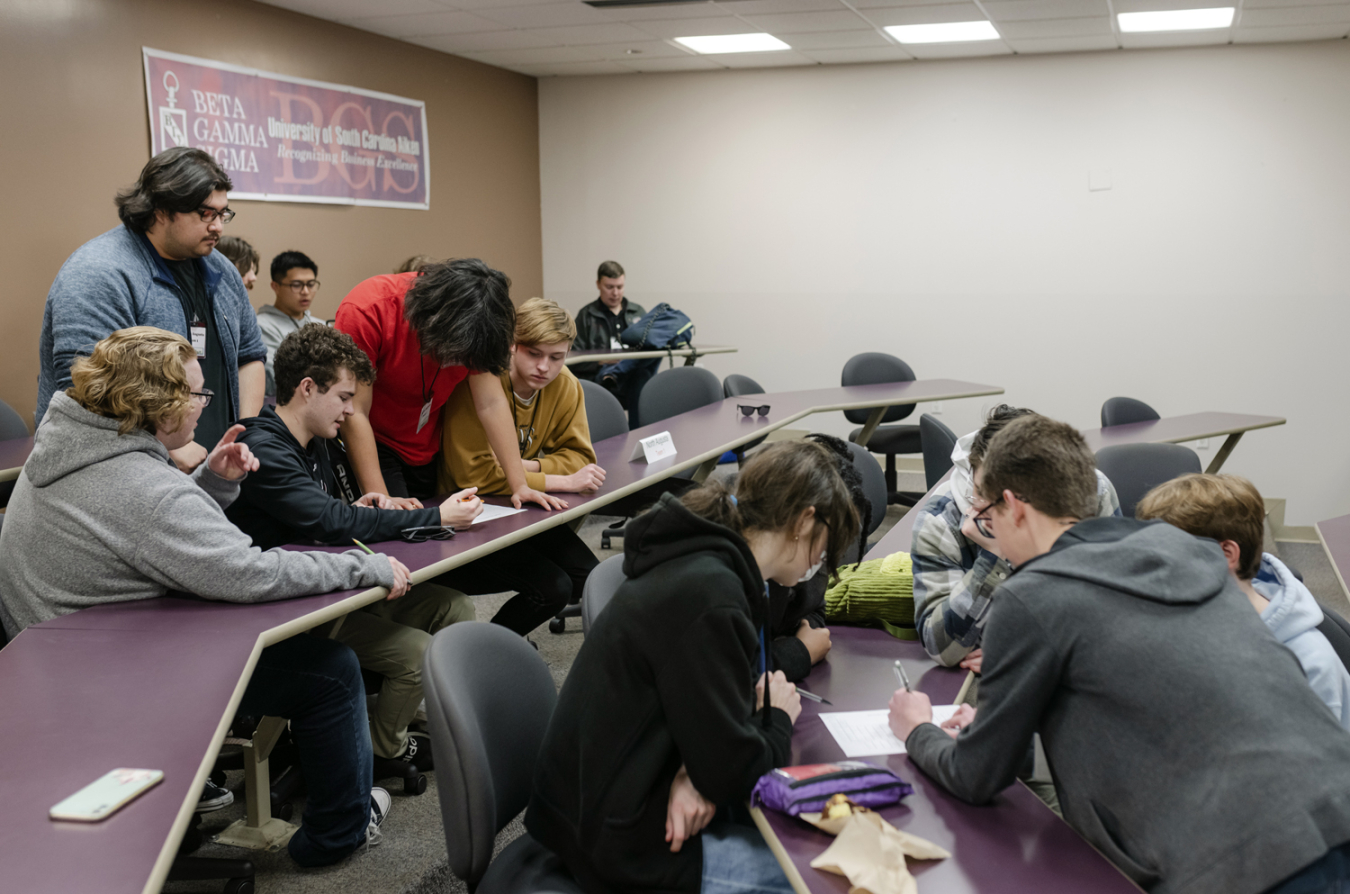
[581,555,626,635]
[578,379,628,443]
[841,353,923,506]
[423,623,583,894]
[840,440,887,548]
[1101,397,1161,428]
[723,374,768,467]
[1317,603,1350,671]
[0,399,28,508]
[1094,443,1202,517]
[919,414,958,492]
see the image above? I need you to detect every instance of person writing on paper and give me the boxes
[887,415,1350,894]
[226,325,480,778]
[0,327,410,867]
[527,441,860,894]
[436,298,601,636]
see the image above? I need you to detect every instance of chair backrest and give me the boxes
[919,414,958,492]
[840,353,917,425]
[636,366,723,429]
[0,400,28,441]
[423,622,558,886]
[1094,443,1202,517]
[840,440,887,538]
[578,379,628,443]
[722,374,765,399]
[1316,603,1350,673]
[1100,397,1161,428]
[581,555,627,634]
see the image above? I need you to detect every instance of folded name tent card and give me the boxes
[629,431,676,464]
[820,707,960,758]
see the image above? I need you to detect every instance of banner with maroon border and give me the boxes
[143,47,430,210]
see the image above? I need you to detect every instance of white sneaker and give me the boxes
[366,786,392,848]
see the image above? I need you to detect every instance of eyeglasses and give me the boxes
[280,279,320,293]
[970,495,1006,539]
[737,404,771,418]
[399,525,455,543]
[196,206,236,225]
[190,389,214,408]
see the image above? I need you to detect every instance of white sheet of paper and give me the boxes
[820,706,961,758]
[470,503,527,526]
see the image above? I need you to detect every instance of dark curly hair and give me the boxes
[403,258,515,374]
[274,325,375,405]
[803,433,872,568]
[115,148,232,233]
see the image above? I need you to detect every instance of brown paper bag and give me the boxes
[804,810,950,894]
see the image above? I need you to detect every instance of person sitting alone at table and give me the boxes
[888,414,1350,894]
[226,324,481,778]
[527,440,860,894]
[1136,473,1350,730]
[437,297,601,636]
[0,326,412,866]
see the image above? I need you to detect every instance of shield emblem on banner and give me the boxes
[158,70,188,150]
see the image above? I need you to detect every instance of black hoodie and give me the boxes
[226,406,440,550]
[525,494,794,894]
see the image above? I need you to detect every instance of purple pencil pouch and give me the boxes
[750,760,914,817]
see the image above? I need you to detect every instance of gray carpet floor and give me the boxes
[164,467,1348,894]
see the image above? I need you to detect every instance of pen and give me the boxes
[352,538,375,555]
[796,688,833,706]
[893,660,913,693]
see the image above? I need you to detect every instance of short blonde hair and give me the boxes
[1135,473,1265,579]
[68,327,197,436]
[515,297,576,347]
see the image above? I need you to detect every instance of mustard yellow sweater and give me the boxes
[438,368,596,495]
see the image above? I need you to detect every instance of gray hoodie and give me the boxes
[0,392,393,637]
[906,517,1350,894]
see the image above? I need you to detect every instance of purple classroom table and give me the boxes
[756,627,1140,894]
[565,344,737,367]
[0,434,33,483]
[1081,411,1284,475]
[1316,514,1350,603]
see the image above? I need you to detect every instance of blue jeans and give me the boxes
[1266,843,1350,894]
[238,634,373,867]
[701,818,794,894]
[595,357,661,429]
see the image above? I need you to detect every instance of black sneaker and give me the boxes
[195,780,234,813]
[401,732,434,772]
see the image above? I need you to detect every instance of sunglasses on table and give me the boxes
[399,526,456,543]
[737,404,771,418]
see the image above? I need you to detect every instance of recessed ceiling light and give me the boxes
[1117,7,1235,32]
[884,21,1000,44]
[673,33,791,54]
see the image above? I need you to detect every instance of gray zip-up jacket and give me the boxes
[0,392,393,637]
[906,517,1350,894]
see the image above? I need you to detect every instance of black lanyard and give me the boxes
[511,386,539,455]
[420,357,442,406]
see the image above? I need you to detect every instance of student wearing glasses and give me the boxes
[227,324,480,778]
[37,147,266,473]
[257,250,324,396]
[0,327,408,866]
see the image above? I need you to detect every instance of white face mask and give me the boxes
[798,550,826,584]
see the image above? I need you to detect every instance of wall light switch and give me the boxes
[1090,167,1112,192]
[1197,439,1210,450]
[930,402,943,415]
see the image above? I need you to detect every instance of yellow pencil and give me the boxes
[352,538,375,555]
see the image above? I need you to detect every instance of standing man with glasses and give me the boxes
[38,146,266,472]
[258,250,324,396]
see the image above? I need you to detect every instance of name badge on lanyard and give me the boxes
[190,322,207,359]
[417,399,433,433]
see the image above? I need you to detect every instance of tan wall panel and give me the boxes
[0,0,541,428]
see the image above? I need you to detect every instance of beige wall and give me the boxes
[0,0,541,428]
[539,41,1350,525]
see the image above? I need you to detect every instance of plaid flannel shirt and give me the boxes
[911,470,1121,666]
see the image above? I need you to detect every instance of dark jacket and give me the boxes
[225,406,440,551]
[768,575,827,682]
[906,517,1350,894]
[571,296,645,378]
[525,494,793,894]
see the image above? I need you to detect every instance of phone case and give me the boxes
[49,768,164,822]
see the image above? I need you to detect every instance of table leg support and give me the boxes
[215,716,298,850]
[854,407,887,449]
[691,457,720,483]
[1205,432,1243,474]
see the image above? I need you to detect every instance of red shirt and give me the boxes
[336,273,468,466]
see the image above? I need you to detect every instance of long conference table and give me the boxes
[564,343,736,368]
[0,377,1004,894]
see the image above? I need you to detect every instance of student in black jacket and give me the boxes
[227,326,482,778]
[526,440,860,894]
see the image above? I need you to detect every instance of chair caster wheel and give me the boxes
[405,773,427,796]
[600,534,611,550]
[272,797,293,822]
[224,878,255,894]
[548,617,566,634]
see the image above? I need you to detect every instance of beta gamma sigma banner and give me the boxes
[142,47,430,209]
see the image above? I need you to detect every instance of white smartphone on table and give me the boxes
[49,768,164,822]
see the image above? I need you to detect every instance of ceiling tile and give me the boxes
[1004,32,1120,50]
[517,60,639,76]
[1239,4,1350,24]
[529,21,658,43]
[1244,0,1350,8]
[258,0,449,20]
[981,0,1110,21]
[995,15,1112,36]
[405,29,562,52]
[740,9,874,31]
[706,48,821,64]
[850,0,975,7]
[621,55,727,71]
[565,39,695,58]
[1233,20,1350,37]
[344,9,503,37]
[1117,29,1232,46]
[472,2,611,28]
[452,0,576,7]
[902,38,1015,55]
[864,3,990,26]
[715,0,845,13]
[466,45,611,65]
[592,2,732,20]
[779,28,893,47]
[633,15,759,37]
[798,44,917,60]
[1113,0,1235,12]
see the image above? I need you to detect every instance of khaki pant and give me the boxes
[334,583,474,759]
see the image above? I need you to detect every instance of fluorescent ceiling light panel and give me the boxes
[884,21,999,44]
[1117,7,1234,31]
[673,33,791,53]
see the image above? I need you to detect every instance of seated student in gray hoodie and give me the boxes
[889,415,1350,894]
[0,326,410,868]
[1136,473,1350,730]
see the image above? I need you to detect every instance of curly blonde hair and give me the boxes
[68,327,197,436]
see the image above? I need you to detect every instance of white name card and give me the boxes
[629,431,677,464]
